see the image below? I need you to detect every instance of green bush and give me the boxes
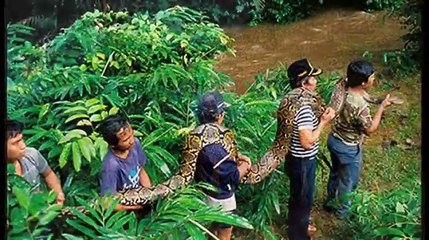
[365,0,404,11]
[61,183,253,239]
[347,177,421,239]
[7,6,235,179]
[363,0,421,77]
[7,164,62,239]
[7,7,250,238]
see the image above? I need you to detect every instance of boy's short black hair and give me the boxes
[98,115,130,146]
[346,59,375,88]
[6,119,23,140]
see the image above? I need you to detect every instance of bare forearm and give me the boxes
[366,105,384,134]
[139,168,152,187]
[115,203,142,211]
[238,165,249,179]
[309,123,326,144]
[300,122,327,149]
[44,171,63,194]
[311,123,326,143]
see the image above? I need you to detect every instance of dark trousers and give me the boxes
[285,153,317,240]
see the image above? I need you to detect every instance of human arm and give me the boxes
[210,146,249,190]
[236,154,251,179]
[299,107,335,150]
[42,168,65,205]
[363,94,392,135]
[100,160,142,211]
[237,161,251,179]
[237,153,252,165]
[33,149,64,205]
[139,167,151,188]
[135,139,152,188]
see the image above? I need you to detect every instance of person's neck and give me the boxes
[8,159,23,175]
[348,86,366,96]
[112,148,130,160]
[301,86,315,93]
[7,158,17,164]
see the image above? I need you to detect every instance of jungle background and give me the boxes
[6,0,422,239]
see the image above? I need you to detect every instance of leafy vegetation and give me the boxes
[8,0,415,41]
[347,178,421,239]
[7,7,250,239]
[7,4,420,240]
[7,165,62,239]
[364,0,404,11]
[362,0,421,77]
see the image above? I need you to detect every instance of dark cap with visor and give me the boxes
[197,91,230,116]
[287,58,323,88]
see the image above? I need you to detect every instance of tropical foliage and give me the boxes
[347,178,421,239]
[7,7,252,239]
[7,4,420,240]
[6,6,335,238]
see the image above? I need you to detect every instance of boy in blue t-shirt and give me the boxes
[98,115,152,211]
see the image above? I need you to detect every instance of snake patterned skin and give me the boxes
[328,78,383,113]
[61,205,89,216]
[240,87,326,184]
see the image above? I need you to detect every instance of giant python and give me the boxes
[61,78,384,215]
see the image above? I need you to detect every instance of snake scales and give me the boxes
[61,78,383,215]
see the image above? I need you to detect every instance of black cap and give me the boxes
[197,91,230,115]
[287,58,322,87]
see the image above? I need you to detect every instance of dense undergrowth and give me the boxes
[7,5,421,240]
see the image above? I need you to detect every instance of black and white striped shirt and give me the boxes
[290,105,319,158]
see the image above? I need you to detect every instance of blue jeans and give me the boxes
[285,153,317,240]
[326,134,363,218]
